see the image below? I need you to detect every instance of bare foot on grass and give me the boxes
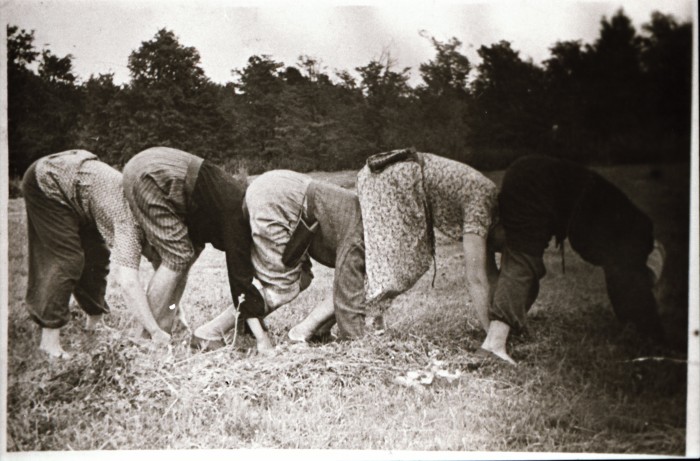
[287,325,310,343]
[40,328,71,359]
[477,347,517,365]
[84,314,103,331]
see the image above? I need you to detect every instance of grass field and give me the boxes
[3,162,692,455]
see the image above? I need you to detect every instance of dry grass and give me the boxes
[4,163,690,455]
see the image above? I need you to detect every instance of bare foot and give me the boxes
[40,346,72,359]
[85,314,103,331]
[287,326,309,343]
[39,340,71,358]
[257,341,277,357]
[478,346,517,365]
[40,328,71,359]
[85,314,102,331]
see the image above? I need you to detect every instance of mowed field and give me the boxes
[4,161,692,455]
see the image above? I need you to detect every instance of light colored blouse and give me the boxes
[36,150,145,269]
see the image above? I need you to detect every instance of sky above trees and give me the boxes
[3,0,694,87]
[7,7,693,178]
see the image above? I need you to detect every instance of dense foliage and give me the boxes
[6,9,693,177]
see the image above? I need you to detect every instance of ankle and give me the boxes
[85,314,103,330]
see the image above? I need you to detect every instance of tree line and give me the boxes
[6,9,693,179]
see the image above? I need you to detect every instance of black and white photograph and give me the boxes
[1,0,698,458]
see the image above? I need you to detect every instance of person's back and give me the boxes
[122,147,264,338]
[481,155,665,364]
[193,170,367,349]
[498,155,594,256]
[22,150,169,357]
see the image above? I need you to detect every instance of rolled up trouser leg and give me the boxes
[72,225,111,316]
[489,246,545,333]
[22,164,85,329]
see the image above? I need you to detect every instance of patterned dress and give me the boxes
[357,151,497,303]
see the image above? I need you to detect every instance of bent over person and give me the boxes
[357,148,498,337]
[22,150,170,358]
[480,155,666,364]
[122,147,270,351]
[193,169,367,349]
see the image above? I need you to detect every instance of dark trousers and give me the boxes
[489,246,545,333]
[569,175,663,341]
[22,163,111,329]
[491,177,664,341]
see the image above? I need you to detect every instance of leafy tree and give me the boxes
[543,40,593,157]
[418,36,471,96]
[231,55,285,158]
[39,50,77,84]
[7,26,82,175]
[356,52,413,150]
[272,56,373,170]
[584,9,644,151]
[128,29,207,91]
[111,28,229,163]
[334,69,358,90]
[415,36,473,160]
[640,12,693,150]
[71,73,128,163]
[470,41,547,151]
[7,26,42,175]
[281,66,306,86]
[7,25,39,67]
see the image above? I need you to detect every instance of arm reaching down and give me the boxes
[462,233,492,332]
[246,317,275,355]
[112,264,171,344]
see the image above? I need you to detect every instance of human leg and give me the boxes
[73,225,111,329]
[22,166,86,357]
[330,241,367,340]
[288,294,335,342]
[568,176,663,342]
[147,265,189,334]
[125,174,196,334]
[604,264,665,342]
[168,247,202,333]
[480,246,545,363]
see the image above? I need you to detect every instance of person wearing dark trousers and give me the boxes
[122,147,271,353]
[22,150,170,358]
[480,155,666,364]
[193,169,367,350]
[357,149,499,340]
